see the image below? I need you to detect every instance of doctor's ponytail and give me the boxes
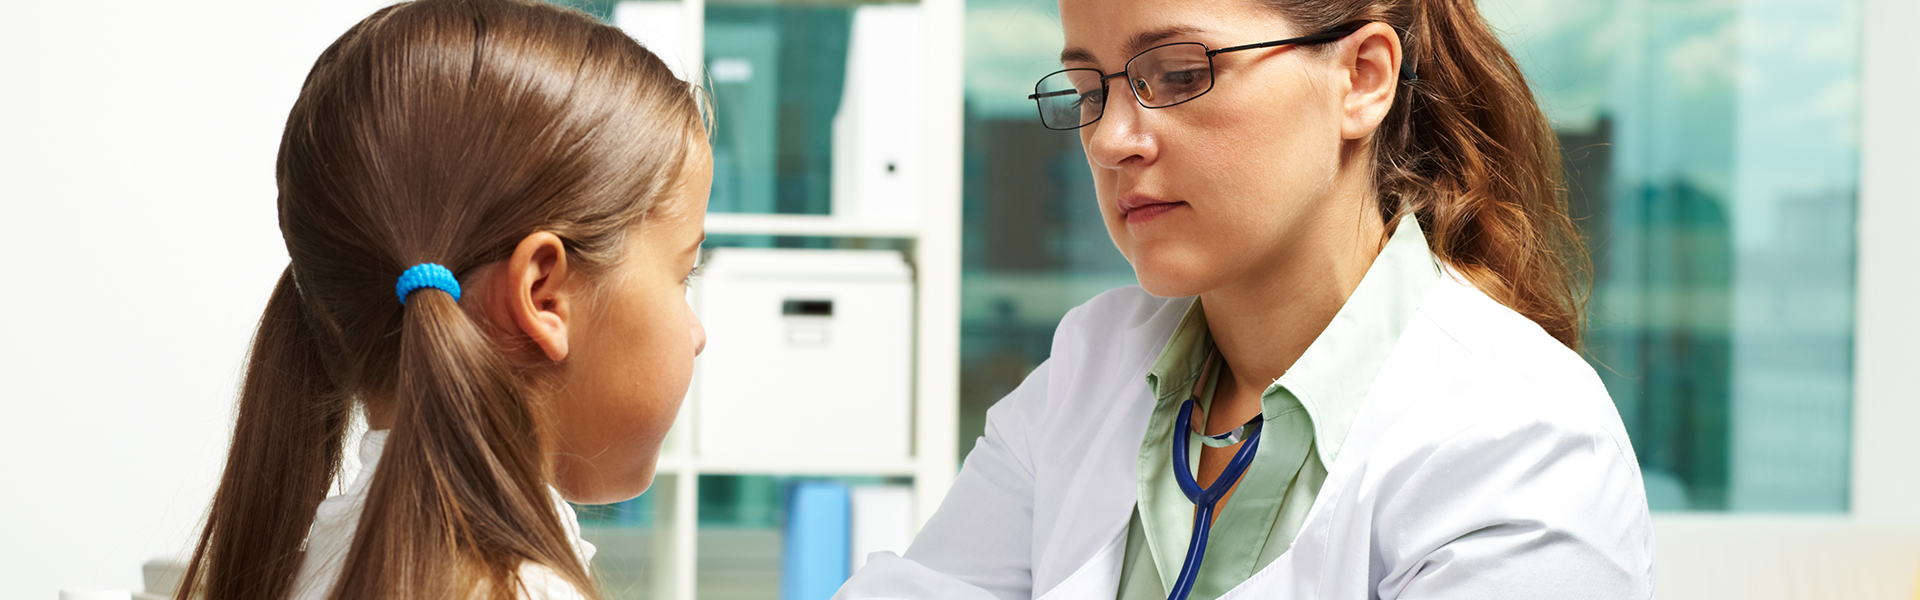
[1266,0,1589,349]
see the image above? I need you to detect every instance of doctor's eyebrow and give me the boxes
[1059,25,1207,66]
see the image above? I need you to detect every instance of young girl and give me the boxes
[177,1,710,598]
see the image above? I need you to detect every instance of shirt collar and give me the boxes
[1143,213,1442,469]
[1143,297,1215,408]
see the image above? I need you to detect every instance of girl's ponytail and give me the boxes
[1273,0,1589,349]
[330,286,593,598]
[182,0,703,596]
[178,267,352,600]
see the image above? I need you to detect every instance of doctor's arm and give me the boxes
[835,360,1053,600]
[1371,411,1656,600]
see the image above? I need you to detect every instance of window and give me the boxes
[958,0,1862,512]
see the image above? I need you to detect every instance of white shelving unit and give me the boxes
[629,1,964,599]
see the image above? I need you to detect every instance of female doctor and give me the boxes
[840,0,1653,597]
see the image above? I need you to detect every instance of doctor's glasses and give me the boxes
[1028,23,1371,131]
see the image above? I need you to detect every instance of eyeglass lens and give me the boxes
[1033,42,1216,130]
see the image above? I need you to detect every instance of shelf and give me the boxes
[655,454,920,477]
[704,213,921,239]
[621,0,963,597]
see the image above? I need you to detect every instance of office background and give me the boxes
[1,0,1915,598]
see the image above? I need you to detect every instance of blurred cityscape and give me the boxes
[956,0,1860,513]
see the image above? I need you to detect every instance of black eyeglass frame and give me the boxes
[1027,22,1409,131]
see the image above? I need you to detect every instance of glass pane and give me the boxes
[960,0,1137,460]
[694,475,783,600]
[577,475,889,600]
[1485,0,1859,512]
[705,1,913,215]
[696,475,908,600]
[575,494,655,600]
[961,0,1861,512]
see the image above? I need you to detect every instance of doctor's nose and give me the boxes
[1084,94,1158,170]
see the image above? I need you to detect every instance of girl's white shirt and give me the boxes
[286,430,597,600]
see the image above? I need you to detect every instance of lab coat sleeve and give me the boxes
[1369,407,1655,600]
[835,359,1054,600]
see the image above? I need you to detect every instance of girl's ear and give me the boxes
[498,231,575,362]
[1339,21,1405,141]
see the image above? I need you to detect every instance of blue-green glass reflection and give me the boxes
[1484,0,1860,512]
[704,5,854,215]
[959,0,1859,512]
[545,0,616,22]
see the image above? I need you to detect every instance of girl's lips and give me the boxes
[1126,201,1185,225]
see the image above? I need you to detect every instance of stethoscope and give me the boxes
[1167,349,1264,600]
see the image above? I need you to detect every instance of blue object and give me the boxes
[1168,397,1263,600]
[395,263,461,304]
[782,481,851,600]
[782,480,851,600]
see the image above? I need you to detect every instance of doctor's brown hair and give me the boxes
[177,1,705,599]
[1271,0,1589,348]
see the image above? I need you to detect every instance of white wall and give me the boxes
[0,1,396,597]
[1853,0,1920,533]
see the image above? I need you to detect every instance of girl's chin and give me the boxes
[554,458,657,505]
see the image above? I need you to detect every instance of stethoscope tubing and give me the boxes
[1169,502,1215,600]
[1167,397,1263,600]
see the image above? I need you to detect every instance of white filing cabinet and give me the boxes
[691,248,914,463]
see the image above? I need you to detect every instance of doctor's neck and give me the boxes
[1200,194,1391,401]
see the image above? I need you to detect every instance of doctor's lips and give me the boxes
[1119,194,1185,224]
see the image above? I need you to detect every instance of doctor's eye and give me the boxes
[1158,68,1207,93]
[1080,87,1108,106]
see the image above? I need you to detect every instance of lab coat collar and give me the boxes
[1280,213,1441,467]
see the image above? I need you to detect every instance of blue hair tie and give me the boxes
[395,263,461,304]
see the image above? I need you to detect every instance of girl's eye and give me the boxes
[682,264,704,286]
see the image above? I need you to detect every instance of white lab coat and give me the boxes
[838,273,1654,600]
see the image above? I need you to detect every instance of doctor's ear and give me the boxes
[1338,22,1405,141]
[471,231,577,363]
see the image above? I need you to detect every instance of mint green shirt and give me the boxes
[1115,215,1443,600]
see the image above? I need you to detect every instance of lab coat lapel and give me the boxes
[1209,276,1465,600]
[1031,319,1164,599]
[1034,528,1128,600]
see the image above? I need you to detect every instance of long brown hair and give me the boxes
[177,1,705,598]
[1267,0,1589,348]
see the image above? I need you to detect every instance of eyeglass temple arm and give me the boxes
[1027,71,1129,100]
[1029,89,1078,100]
[1207,22,1416,82]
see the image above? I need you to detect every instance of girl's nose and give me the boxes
[691,315,707,356]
